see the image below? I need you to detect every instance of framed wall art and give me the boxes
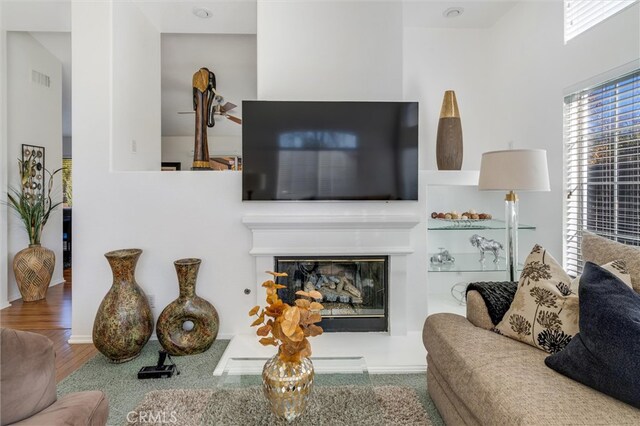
[21,144,46,200]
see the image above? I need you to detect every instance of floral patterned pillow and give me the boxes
[493,244,632,354]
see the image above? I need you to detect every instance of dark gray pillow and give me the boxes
[545,262,640,408]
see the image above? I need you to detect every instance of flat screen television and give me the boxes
[242,101,419,201]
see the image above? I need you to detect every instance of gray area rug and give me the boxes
[129,385,431,426]
[57,340,443,426]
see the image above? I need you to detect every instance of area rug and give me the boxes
[128,385,431,426]
[57,341,443,425]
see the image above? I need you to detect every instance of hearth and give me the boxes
[275,256,388,332]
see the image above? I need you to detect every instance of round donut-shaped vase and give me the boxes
[156,258,219,355]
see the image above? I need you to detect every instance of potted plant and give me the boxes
[249,271,324,421]
[6,154,62,301]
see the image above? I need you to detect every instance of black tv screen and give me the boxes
[242,101,419,201]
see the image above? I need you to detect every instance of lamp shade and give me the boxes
[478,149,550,191]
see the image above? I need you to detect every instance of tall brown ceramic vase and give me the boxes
[13,244,55,301]
[156,258,219,355]
[93,249,153,363]
[436,90,463,170]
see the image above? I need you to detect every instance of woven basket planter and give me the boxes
[13,244,55,302]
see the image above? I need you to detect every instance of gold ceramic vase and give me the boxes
[436,90,463,170]
[93,249,153,363]
[262,352,315,421]
[13,244,55,302]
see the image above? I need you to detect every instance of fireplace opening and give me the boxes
[275,256,388,332]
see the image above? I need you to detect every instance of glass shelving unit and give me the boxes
[427,218,535,231]
[428,253,524,273]
[424,171,538,316]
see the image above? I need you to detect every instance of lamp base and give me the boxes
[505,192,519,282]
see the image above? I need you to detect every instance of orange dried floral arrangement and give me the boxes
[249,271,324,362]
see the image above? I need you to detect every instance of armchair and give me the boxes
[0,328,108,426]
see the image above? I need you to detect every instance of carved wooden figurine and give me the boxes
[192,67,218,170]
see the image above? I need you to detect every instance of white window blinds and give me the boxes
[564,0,638,43]
[564,70,640,276]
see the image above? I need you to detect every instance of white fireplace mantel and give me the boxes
[242,214,420,256]
[242,214,421,336]
[242,214,421,230]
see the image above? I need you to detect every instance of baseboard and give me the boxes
[0,300,12,310]
[68,333,236,345]
[50,277,65,287]
[68,335,93,344]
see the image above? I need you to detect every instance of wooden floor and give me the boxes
[0,269,98,382]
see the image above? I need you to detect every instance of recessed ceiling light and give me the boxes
[193,7,212,19]
[443,7,464,18]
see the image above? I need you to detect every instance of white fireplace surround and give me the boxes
[211,213,426,375]
[242,214,421,336]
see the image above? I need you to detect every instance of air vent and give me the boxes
[31,70,51,88]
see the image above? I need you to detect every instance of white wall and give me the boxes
[112,2,161,171]
[403,27,497,171]
[257,0,403,100]
[489,0,639,264]
[405,1,639,262]
[71,0,430,343]
[0,2,9,308]
[72,2,258,341]
[71,0,638,342]
[6,32,64,301]
[161,135,241,169]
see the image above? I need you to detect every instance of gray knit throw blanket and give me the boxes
[466,281,517,325]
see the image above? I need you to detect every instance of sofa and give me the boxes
[0,328,109,426]
[423,232,640,425]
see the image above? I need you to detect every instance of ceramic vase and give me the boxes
[262,351,315,421]
[156,258,219,355]
[436,90,463,170]
[13,244,55,302]
[93,248,153,363]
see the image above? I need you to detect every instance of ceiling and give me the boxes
[134,0,257,34]
[5,0,519,140]
[2,1,71,32]
[403,0,518,29]
[161,33,257,137]
[2,0,518,33]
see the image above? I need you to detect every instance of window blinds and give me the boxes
[564,0,638,42]
[564,70,640,276]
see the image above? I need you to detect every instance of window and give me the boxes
[564,70,640,276]
[564,0,638,43]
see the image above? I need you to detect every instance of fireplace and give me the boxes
[275,256,388,332]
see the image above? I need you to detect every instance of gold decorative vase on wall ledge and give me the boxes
[436,90,463,170]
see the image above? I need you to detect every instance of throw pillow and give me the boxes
[545,262,640,409]
[493,244,632,353]
[582,230,640,293]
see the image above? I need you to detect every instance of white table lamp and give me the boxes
[478,149,550,281]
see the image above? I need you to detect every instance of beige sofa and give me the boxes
[0,328,109,426]
[423,233,640,425]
